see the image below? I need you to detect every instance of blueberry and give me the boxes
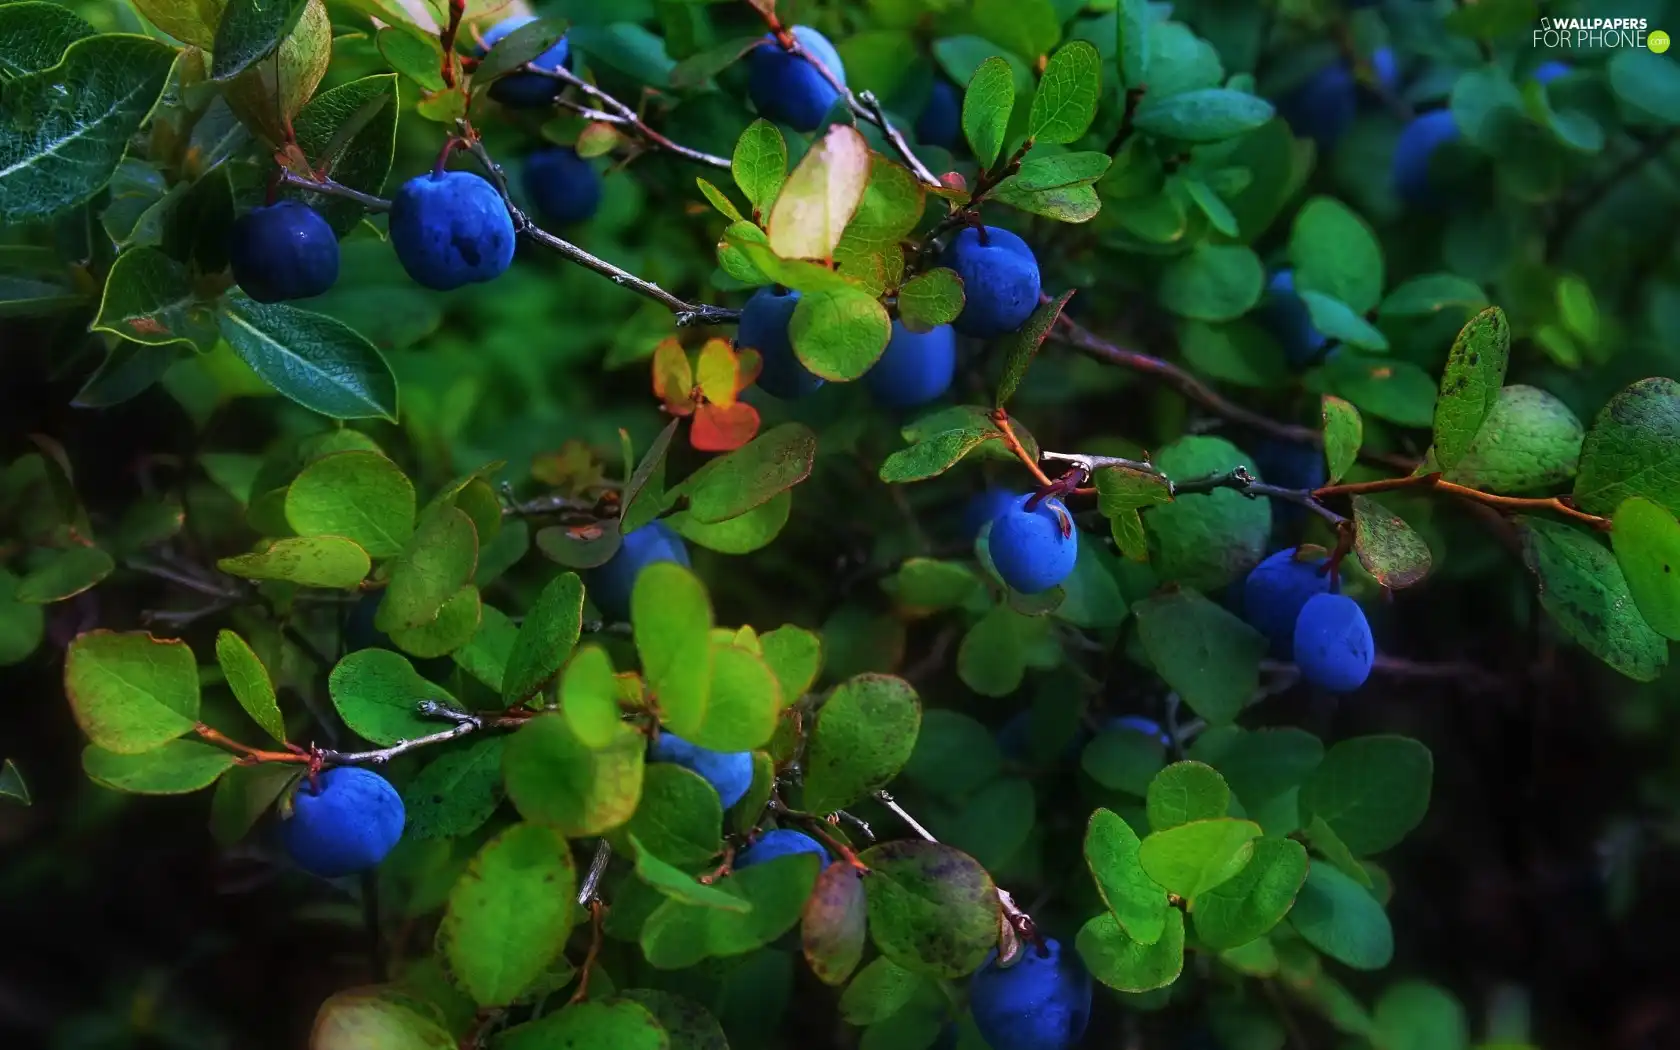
[963,488,1023,542]
[521,147,602,227]
[1243,547,1333,658]
[648,731,754,809]
[737,828,830,868]
[1106,714,1172,747]
[481,14,570,108]
[747,26,847,132]
[864,321,956,409]
[737,286,825,399]
[1278,62,1357,153]
[1258,269,1328,368]
[1370,47,1400,94]
[229,200,339,303]
[988,494,1078,594]
[917,78,962,149]
[389,171,517,291]
[968,938,1093,1050]
[587,521,690,622]
[281,767,406,878]
[941,226,1041,338]
[1293,592,1374,692]
[1392,109,1460,206]
[1248,438,1326,531]
[1533,60,1571,85]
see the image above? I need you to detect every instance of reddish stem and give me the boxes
[439,0,466,88]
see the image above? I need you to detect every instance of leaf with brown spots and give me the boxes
[1351,495,1433,590]
[857,840,999,978]
[803,861,868,985]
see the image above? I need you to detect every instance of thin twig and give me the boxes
[567,898,606,1005]
[279,170,392,212]
[194,701,523,768]
[858,89,942,187]
[1316,473,1612,530]
[990,410,1051,486]
[534,66,731,171]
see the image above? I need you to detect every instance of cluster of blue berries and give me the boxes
[1242,547,1374,692]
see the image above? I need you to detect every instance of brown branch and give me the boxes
[567,898,606,1005]
[990,409,1051,486]
[1316,473,1612,530]
[193,703,529,768]
[535,66,731,171]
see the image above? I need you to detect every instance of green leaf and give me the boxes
[638,862,815,969]
[0,2,95,77]
[1378,274,1487,319]
[732,118,787,218]
[1321,395,1362,485]
[884,559,983,616]
[803,861,868,986]
[219,295,399,421]
[212,0,309,80]
[1350,496,1432,590]
[791,287,892,380]
[1191,836,1309,950]
[90,247,219,353]
[632,562,712,738]
[956,603,1027,697]
[679,423,817,524]
[832,155,926,296]
[858,840,997,978]
[1305,813,1374,888]
[1290,862,1394,970]
[503,572,585,705]
[1374,980,1471,1050]
[65,631,200,755]
[1134,590,1266,725]
[766,124,871,262]
[802,673,920,814]
[376,505,478,632]
[473,16,567,86]
[1203,728,1324,810]
[1442,385,1584,494]
[630,834,747,911]
[1114,0,1151,88]
[503,714,646,836]
[290,73,400,235]
[328,649,457,745]
[1431,307,1511,471]
[215,629,285,745]
[1137,817,1262,899]
[760,624,822,701]
[1133,88,1275,143]
[616,990,728,1050]
[309,989,456,1050]
[1096,465,1173,514]
[690,641,780,752]
[558,643,620,748]
[1085,808,1169,945]
[1029,41,1102,144]
[839,956,924,1024]
[498,1001,668,1050]
[618,764,722,867]
[879,427,997,483]
[696,178,744,223]
[402,736,506,841]
[1613,497,1680,639]
[962,57,1016,168]
[995,290,1076,409]
[375,26,443,91]
[441,821,577,1007]
[210,763,297,845]
[0,34,178,224]
[1325,351,1438,428]
[1053,534,1130,628]
[284,450,415,558]
[721,225,856,292]
[987,180,1101,223]
[14,544,113,603]
[1299,290,1389,352]
[1075,909,1185,992]
[217,535,371,589]
[1573,377,1680,516]
[1010,152,1112,193]
[1519,517,1668,682]
[1300,735,1433,857]
[1158,244,1265,322]
[1082,726,1166,796]
[1288,196,1385,316]
[897,268,964,334]
[973,0,1060,62]
[83,739,237,795]
[1147,761,1232,831]
[1608,47,1680,124]
[622,416,680,534]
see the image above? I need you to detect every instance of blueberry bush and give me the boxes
[4,1,1680,1048]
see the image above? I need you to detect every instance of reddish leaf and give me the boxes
[693,402,761,452]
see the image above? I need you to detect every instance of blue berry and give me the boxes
[988,494,1078,594]
[1107,714,1172,747]
[1533,60,1571,85]
[481,15,570,108]
[648,731,754,809]
[389,171,517,291]
[230,201,339,303]
[1392,109,1460,206]
[917,78,962,149]
[738,286,825,399]
[587,521,690,622]
[746,26,847,132]
[864,321,956,409]
[522,147,602,227]
[1278,62,1357,153]
[941,226,1041,338]
[969,938,1093,1050]
[737,828,830,868]
[1259,269,1329,369]
[1243,547,1334,658]
[1293,592,1375,692]
[281,767,406,878]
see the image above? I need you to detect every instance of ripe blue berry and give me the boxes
[864,321,956,409]
[737,828,830,868]
[587,521,690,622]
[389,171,517,291]
[988,494,1078,594]
[1393,109,1460,206]
[1107,714,1172,746]
[229,201,339,303]
[1243,547,1333,658]
[281,767,406,878]
[1278,62,1357,153]
[917,79,962,149]
[746,26,847,132]
[648,731,754,809]
[481,15,570,108]
[1293,592,1375,692]
[738,286,825,399]
[521,147,602,227]
[941,226,1041,338]
[969,938,1093,1050]
[1533,60,1571,85]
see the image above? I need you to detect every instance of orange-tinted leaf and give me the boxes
[693,402,761,452]
[531,440,607,492]
[696,339,741,408]
[652,339,697,415]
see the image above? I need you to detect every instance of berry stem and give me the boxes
[566,898,607,1005]
[438,0,466,88]
[192,703,530,769]
[989,409,1052,487]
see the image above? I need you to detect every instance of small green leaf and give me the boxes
[375,505,478,632]
[212,0,309,80]
[217,535,371,589]
[760,624,822,702]
[801,673,921,814]
[973,0,1060,63]
[402,736,506,841]
[1076,909,1185,992]
[791,287,892,381]
[1520,517,1669,681]
[1301,735,1433,857]
[1085,808,1170,945]
[83,739,237,795]
[91,247,219,353]
[622,417,680,534]
[617,764,723,867]
[858,840,998,978]
[215,629,285,744]
[1612,497,1680,640]
[284,450,415,559]
[1134,590,1267,726]
[1299,290,1389,352]
[987,180,1102,223]
[630,835,747,911]
[639,852,818,968]
[1114,0,1151,88]
[1133,88,1275,143]
[1290,862,1394,970]
[731,118,787,217]
[1321,395,1362,484]
[689,642,780,752]
[1442,385,1584,494]
[956,603,1027,697]
[962,57,1016,168]
[442,822,577,1007]
[1138,818,1262,899]
[1191,836,1309,950]
[832,155,926,296]
[1011,152,1112,192]
[1305,813,1374,888]
[327,649,456,745]
[766,124,871,263]
[696,177,745,223]
[679,423,817,524]
[1158,243,1265,322]
[1573,378,1680,516]
[14,544,113,604]
[375,26,443,91]
[65,631,200,755]
[1325,351,1439,428]
[219,295,399,421]
[209,763,297,845]
[289,73,400,235]
[503,572,585,706]
[1147,761,1232,831]
[1431,307,1512,471]
[839,957,925,1025]
[1083,726,1166,796]
[1378,274,1488,319]
[1351,496,1432,590]
[498,1000,667,1050]
[879,427,997,483]
[632,562,713,738]
[995,290,1076,409]
[1029,41,1102,144]
[473,16,568,87]
[503,714,645,836]
[1288,196,1385,316]
[803,862,868,986]
[1374,980,1471,1050]
[897,268,964,334]
[559,644,621,748]
[1608,47,1680,124]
